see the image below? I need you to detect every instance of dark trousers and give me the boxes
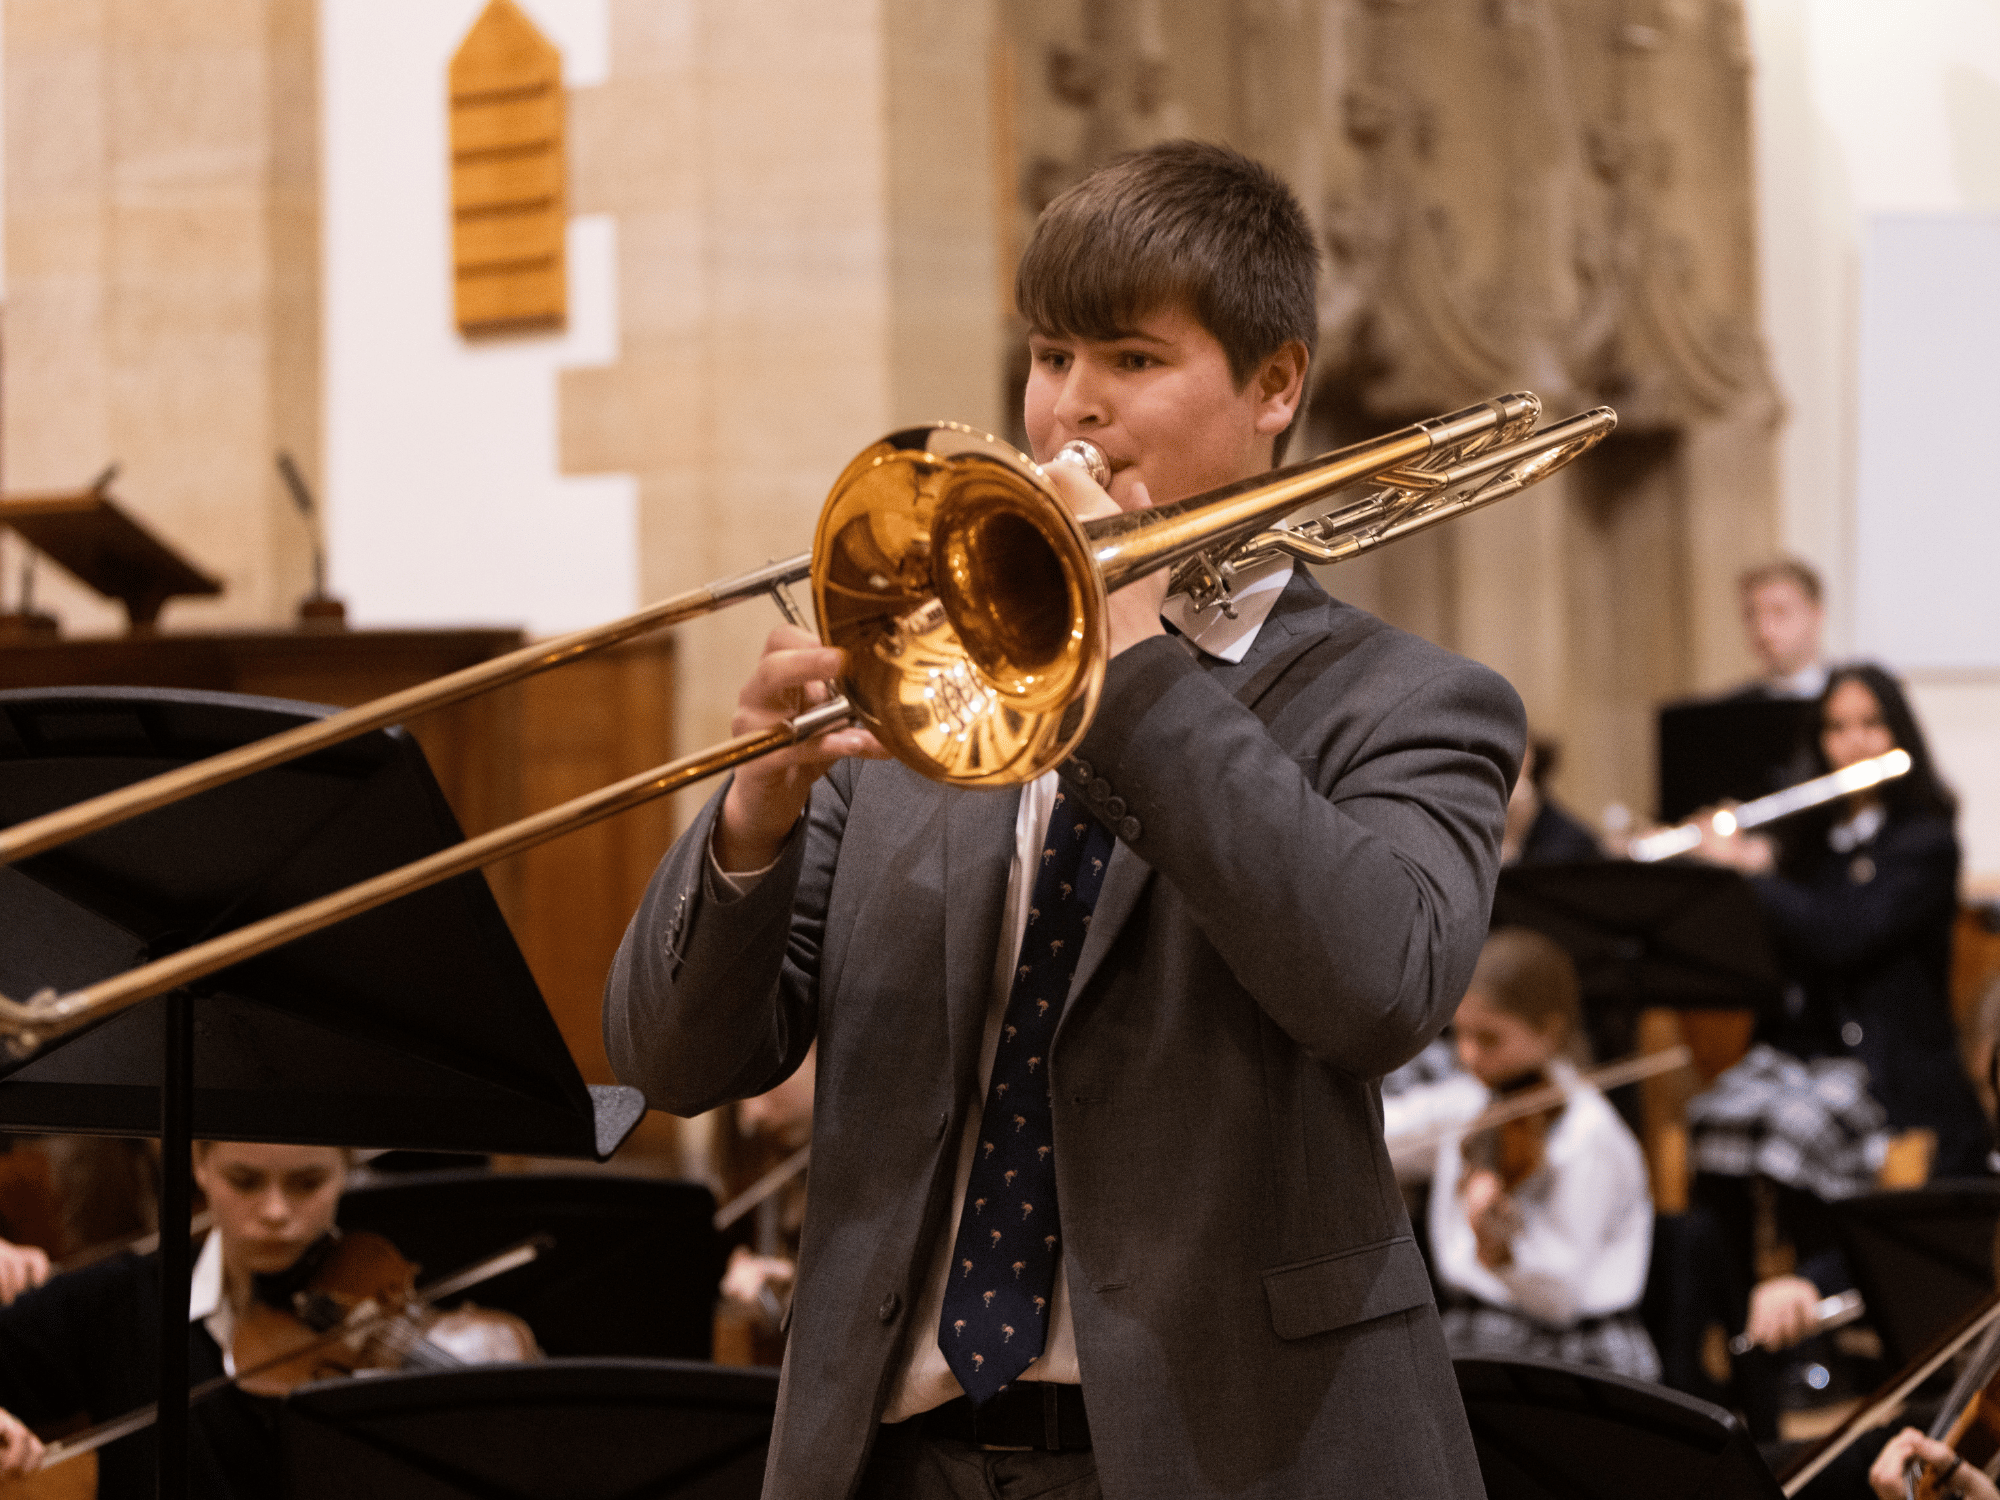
[858,1421,1101,1500]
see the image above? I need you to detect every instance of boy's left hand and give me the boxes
[1043,461,1169,658]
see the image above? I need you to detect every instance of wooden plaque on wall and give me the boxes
[449,0,566,335]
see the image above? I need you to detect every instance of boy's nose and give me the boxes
[1051,366,1110,432]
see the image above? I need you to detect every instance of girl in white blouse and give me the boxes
[1428,928,1661,1380]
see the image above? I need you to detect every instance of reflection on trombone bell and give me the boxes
[1627,748,1913,864]
[0,394,1615,1060]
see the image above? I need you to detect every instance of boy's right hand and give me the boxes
[0,1406,43,1478]
[716,625,888,871]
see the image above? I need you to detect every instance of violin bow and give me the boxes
[52,1212,215,1277]
[1781,1288,2000,1496]
[1385,1044,1694,1161]
[31,1233,550,1471]
[713,1143,810,1232]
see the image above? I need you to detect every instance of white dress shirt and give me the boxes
[1426,1062,1653,1327]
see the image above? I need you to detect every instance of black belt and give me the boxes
[917,1383,1091,1451]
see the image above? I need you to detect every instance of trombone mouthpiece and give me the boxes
[1050,439,1110,491]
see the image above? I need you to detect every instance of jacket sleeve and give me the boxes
[1070,631,1522,1077]
[0,1256,126,1429]
[602,762,855,1117]
[1752,817,1958,971]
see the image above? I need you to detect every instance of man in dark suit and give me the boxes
[605,141,1522,1499]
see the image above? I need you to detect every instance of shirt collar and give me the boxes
[188,1228,223,1322]
[1158,558,1294,664]
[1772,663,1828,700]
[188,1229,239,1374]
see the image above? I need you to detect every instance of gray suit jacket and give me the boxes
[606,571,1523,1498]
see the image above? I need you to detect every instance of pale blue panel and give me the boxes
[1855,214,2000,669]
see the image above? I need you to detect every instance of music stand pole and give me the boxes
[157,988,194,1500]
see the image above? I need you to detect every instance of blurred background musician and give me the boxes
[1692,662,1988,1179]
[1424,930,1660,1379]
[1500,737,1603,868]
[0,1141,352,1496]
[1683,664,1989,1434]
[0,1138,536,1497]
[1731,558,1829,703]
[1652,557,1831,832]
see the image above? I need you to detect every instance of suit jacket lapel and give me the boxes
[1061,570,1336,1014]
[942,785,1021,1086]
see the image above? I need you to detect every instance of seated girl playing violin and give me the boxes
[0,1140,350,1497]
[1427,927,1662,1380]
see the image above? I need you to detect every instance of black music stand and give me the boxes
[1657,696,1818,824]
[0,686,647,1499]
[1492,863,1783,1080]
[1834,1180,2000,1367]
[1456,1356,1784,1500]
[281,1360,778,1499]
[338,1172,723,1360]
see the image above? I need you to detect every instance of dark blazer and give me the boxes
[1755,811,1991,1177]
[606,571,1523,1499]
[0,1250,281,1499]
[1517,800,1603,865]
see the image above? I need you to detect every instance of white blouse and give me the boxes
[1426,1062,1654,1327]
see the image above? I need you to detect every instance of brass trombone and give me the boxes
[0,393,1615,1055]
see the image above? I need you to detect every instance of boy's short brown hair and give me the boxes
[1016,140,1319,459]
[1737,556,1823,605]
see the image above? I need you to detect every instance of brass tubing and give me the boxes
[0,697,854,1056]
[1081,396,1533,591]
[0,552,812,867]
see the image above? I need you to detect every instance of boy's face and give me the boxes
[1742,577,1822,678]
[1023,302,1304,510]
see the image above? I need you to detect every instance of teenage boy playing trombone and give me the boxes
[607,139,1523,1500]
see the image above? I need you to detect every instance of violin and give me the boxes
[1461,1067,1566,1191]
[28,1233,548,1474]
[229,1228,536,1394]
[1780,1291,2000,1496]
[1901,1317,2000,1500]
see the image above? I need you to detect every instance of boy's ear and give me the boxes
[1251,339,1311,436]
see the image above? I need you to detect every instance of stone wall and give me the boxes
[999,0,1781,827]
[4,0,321,634]
[558,0,1008,770]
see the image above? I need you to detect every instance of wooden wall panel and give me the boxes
[481,637,679,1091]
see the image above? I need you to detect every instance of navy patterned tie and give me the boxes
[938,788,1114,1404]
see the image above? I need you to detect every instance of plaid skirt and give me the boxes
[1686,1043,1888,1200]
[1439,1303,1662,1382]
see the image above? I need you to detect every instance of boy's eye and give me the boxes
[1115,351,1155,370]
[1035,348,1070,371]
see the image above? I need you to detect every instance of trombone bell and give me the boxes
[814,426,1107,786]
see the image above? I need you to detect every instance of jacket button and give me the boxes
[1841,1020,1864,1048]
[1088,778,1112,801]
[1070,758,1092,782]
[878,1292,901,1322]
[1118,816,1142,841]
[1105,796,1126,820]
